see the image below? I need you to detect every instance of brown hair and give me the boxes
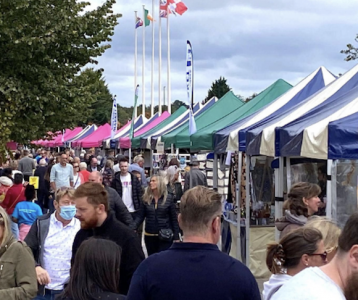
[74,182,109,212]
[338,212,358,254]
[169,158,180,167]
[286,182,321,217]
[266,227,322,274]
[180,186,222,234]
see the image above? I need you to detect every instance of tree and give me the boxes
[0,0,121,158]
[245,93,258,102]
[341,35,358,61]
[204,77,231,102]
[81,69,114,126]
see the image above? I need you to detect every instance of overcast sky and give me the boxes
[88,0,358,108]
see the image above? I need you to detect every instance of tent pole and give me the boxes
[245,154,250,267]
[129,148,132,164]
[236,151,242,261]
[326,159,333,219]
[213,153,218,190]
[275,156,284,241]
[286,157,292,191]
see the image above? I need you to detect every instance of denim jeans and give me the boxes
[10,216,19,240]
[34,289,63,300]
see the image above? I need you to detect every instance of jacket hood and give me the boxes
[263,274,292,300]
[0,176,13,187]
[275,210,307,232]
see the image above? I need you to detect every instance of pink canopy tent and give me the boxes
[72,124,111,148]
[102,120,131,141]
[119,111,170,149]
[48,127,83,147]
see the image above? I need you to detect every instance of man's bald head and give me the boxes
[88,171,103,183]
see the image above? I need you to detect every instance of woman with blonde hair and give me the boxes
[166,165,183,203]
[0,206,38,299]
[134,175,179,255]
[263,227,326,300]
[276,182,321,238]
[305,216,341,262]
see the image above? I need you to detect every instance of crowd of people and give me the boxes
[0,148,357,300]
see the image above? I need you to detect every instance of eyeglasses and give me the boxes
[309,251,328,262]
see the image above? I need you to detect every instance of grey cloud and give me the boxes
[88,0,358,107]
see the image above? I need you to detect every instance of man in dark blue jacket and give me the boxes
[127,186,261,300]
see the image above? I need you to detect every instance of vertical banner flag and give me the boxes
[110,97,117,139]
[61,129,65,144]
[130,85,140,139]
[136,17,143,28]
[187,40,196,135]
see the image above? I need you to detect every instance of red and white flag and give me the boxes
[160,0,188,18]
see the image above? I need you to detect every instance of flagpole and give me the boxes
[142,5,146,116]
[158,0,162,116]
[134,11,138,119]
[167,7,171,114]
[151,0,155,118]
[191,41,194,110]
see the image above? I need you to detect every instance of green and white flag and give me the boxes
[130,85,139,139]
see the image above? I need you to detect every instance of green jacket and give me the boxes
[0,236,38,299]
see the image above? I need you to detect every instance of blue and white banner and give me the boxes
[186,40,196,135]
[186,40,193,106]
[110,97,117,139]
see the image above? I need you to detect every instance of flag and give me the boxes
[135,17,143,28]
[110,97,118,139]
[61,130,65,144]
[161,0,188,17]
[130,85,139,139]
[186,41,196,135]
[189,107,197,135]
[144,9,151,26]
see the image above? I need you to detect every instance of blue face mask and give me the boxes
[59,205,76,221]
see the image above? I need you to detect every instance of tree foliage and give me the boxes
[205,76,231,102]
[245,93,258,102]
[341,35,358,61]
[81,69,114,126]
[0,0,121,157]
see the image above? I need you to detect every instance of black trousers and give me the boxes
[144,235,172,256]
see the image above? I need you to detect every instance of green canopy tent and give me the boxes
[131,106,187,149]
[162,91,244,149]
[190,79,292,150]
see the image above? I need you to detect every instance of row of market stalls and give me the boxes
[31,63,358,277]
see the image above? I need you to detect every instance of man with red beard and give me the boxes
[272,212,358,300]
[71,182,144,295]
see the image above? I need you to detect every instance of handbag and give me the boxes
[158,228,174,241]
[154,201,173,242]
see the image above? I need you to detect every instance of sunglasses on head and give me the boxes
[309,251,328,262]
[57,187,74,193]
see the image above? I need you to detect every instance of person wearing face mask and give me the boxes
[25,187,80,300]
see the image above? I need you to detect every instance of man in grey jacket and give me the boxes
[18,149,35,181]
[184,159,208,192]
[88,171,134,227]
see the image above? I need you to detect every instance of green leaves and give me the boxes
[0,0,121,158]
[341,35,358,61]
[205,76,231,103]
